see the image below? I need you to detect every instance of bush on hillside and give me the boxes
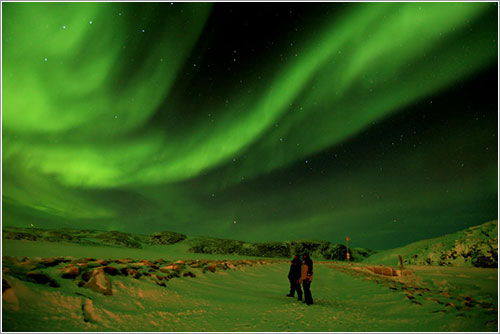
[255,242,291,258]
[148,231,187,245]
[188,238,244,254]
[95,231,142,249]
[322,244,348,260]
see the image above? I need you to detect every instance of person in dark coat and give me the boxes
[286,255,302,301]
[299,253,314,305]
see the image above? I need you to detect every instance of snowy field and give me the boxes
[2,240,498,332]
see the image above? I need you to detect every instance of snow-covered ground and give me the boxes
[2,240,498,332]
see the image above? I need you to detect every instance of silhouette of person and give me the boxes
[299,253,314,305]
[286,255,302,301]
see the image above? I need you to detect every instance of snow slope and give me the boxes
[2,255,497,332]
[2,222,498,332]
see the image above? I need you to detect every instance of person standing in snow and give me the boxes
[299,253,314,305]
[286,255,302,301]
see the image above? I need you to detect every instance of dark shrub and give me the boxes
[189,238,243,255]
[290,241,330,259]
[322,244,348,260]
[472,255,497,268]
[148,231,187,245]
[95,231,142,249]
[3,232,38,241]
[255,242,291,258]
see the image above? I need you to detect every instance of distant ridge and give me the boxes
[3,220,497,267]
[1,228,186,249]
[1,226,373,261]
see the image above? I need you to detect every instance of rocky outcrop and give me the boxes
[204,264,217,273]
[60,265,80,279]
[40,257,70,267]
[390,220,498,268]
[120,268,141,279]
[2,255,279,303]
[160,264,182,272]
[2,277,19,311]
[84,268,112,295]
[102,266,120,276]
[3,277,11,293]
[183,271,196,278]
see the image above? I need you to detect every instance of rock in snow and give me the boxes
[204,265,217,273]
[84,269,112,296]
[102,266,120,276]
[26,271,60,287]
[60,265,80,279]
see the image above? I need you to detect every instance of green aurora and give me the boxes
[2,2,498,249]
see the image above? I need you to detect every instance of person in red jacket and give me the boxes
[286,255,302,301]
[299,253,314,305]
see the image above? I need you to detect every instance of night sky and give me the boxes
[2,2,498,249]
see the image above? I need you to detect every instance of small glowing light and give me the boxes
[62,25,66,29]
[233,220,237,224]
[89,20,93,24]
[44,58,48,62]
